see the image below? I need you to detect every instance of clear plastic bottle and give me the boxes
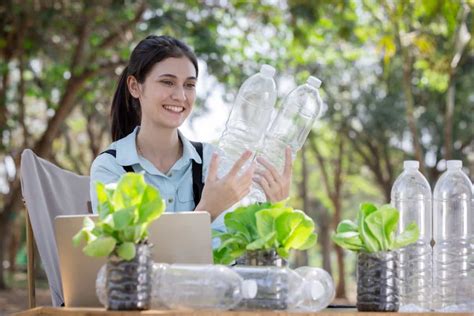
[290,267,335,312]
[232,266,306,310]
[433,160,473,312]
[217,64,277,179]
[390,160,432,312]
[151,263,257,310]
[247,76,323,203]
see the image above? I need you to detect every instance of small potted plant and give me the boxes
[73,173,165,310]
[213,200,317,310]
[332,202,419,312]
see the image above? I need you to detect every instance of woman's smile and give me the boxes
[163,104,185,113]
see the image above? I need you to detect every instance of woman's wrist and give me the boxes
[195,200,218,221]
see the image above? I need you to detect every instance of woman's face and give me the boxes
[129,56,197,130]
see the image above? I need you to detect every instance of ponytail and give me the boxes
[110,35,198,141]
[110,66,141,141]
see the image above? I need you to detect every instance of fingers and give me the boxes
[283,146,293,178]
[254,175,273,201]
[206,153,219,181]
[227,150,252,178]
[256,156,279,180]
[255,169,277,187]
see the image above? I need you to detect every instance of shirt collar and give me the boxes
[114,127,202,169]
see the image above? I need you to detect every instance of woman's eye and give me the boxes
[161,80,174,86]
[185,82,196,89]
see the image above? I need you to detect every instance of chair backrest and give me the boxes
[20,149,90,306]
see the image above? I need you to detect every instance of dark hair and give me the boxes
[110,35,198,141]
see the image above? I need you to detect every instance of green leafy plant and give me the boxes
[213,200,317,264]
[332,202,419,253]
[73,173,165,260]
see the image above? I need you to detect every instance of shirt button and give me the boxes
[169,172,173,177]
[168,198,174,203]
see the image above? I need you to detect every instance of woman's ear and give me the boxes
[127,75,140,98]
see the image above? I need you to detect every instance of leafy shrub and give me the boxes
[73,173,165,260]
[213,200,317,264]
[332,202,419,253]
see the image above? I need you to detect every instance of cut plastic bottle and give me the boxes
[151,263,257,310]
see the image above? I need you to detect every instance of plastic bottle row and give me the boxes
[216,64,324,203]
[391,160,473,312]
[96,263,335,311]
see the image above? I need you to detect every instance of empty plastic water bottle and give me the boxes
[290,267,335,312]
[391,160,432,312]
[217,64,277,179]
[433,160,473,312]
[248,76,323,203]
[151,263,257,310]
[232,266,311,310]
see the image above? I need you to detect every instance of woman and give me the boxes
[90,35,292,231]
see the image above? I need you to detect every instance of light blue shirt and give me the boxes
[89,127,227,237]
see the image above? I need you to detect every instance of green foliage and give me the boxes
[332,203,419,253]
[73,173,165,261]
[213,200,317,264]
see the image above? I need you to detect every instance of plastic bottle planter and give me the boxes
[234,250,289,310]
[106,243,152,310]
[357,251,399,312]
[235,249,288,267]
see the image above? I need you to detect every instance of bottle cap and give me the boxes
[447,160,462,169]
[260,64,276,77]
[241,279,257,299]
[403,160,419,169]
[307,76,322,88]
[308,280,325,301]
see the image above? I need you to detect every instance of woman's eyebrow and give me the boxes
[158,74,197,80]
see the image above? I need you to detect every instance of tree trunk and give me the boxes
[444,4,471,160]
[0,180,23,289]
[315,200,332,275]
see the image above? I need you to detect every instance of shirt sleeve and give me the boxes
[89,153,123,213]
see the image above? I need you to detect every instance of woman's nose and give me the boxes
[171,86,186,101]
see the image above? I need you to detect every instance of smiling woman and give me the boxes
[89,35,259,236]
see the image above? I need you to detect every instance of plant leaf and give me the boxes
[116,242,136,260]
[332,231,365,251]
[112,173,147,209]
[336,219,358,233]
[83,236,116,257]
[393,222,420,249]
[358,205,380,252]
[137,185,165,224]
[365,205,399,251]
[276,247,289,259]
[113,207,135,230]
[298,233,317,250]
[247,232,276,250]
[96,181,114,218]
[278,210,315,250]
[72,230,86,247]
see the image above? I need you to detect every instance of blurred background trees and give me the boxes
[1,0,472,302]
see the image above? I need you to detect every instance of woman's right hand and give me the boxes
[195,150,255,220]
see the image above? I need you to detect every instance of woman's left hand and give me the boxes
[253,146,293,203]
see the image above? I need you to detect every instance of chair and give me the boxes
[20,149,90,307]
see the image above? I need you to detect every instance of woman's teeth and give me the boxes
[163,105,184,113]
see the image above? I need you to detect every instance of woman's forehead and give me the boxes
[149,57,196,79]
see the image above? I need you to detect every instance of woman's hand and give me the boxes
[195,150,255,220]
[253,146,293,203]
